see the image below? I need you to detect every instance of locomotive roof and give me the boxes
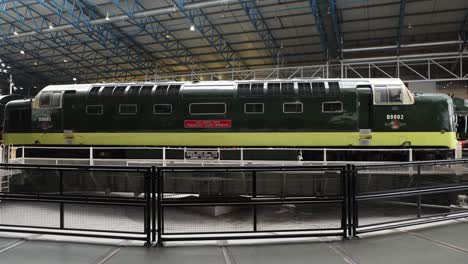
[39,78,406,93]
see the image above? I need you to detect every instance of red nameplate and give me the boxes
[184,120,232,128]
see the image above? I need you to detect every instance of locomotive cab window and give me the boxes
[244,103,264,114]
[119,104,137,115]
[283,102,303,113]
[190,103,226,115]
[154,104,172,114]
[322,101,343,113]
[373,84,414,105]
[37,91,63,109]
[86,105,103,115]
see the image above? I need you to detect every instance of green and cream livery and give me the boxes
[3,78,458,149]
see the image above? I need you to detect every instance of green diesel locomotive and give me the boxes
[2,78,458,149]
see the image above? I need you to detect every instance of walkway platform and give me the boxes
[0,219,468,264]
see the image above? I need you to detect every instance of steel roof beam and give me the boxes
[35,0,165,77]
[240,1,280,65]
[173,0,245,69]
[108,0,206,73]
[329,0,342,58]
[310,0,328,57]
[0,1,111,81]
[396,0,407,56]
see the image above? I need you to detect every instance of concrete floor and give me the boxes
[1,219,468,264]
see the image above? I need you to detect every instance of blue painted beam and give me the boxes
[396,0,406,55]
[173,0,244,69]
[240,1,280,64]
[328,0,342,58]
[310,0,328,57]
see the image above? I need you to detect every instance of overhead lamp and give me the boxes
[63,59,68,63]
[73,77,77,82]
[2,69,7,73]
[13,31,18,35]
[49,23,54,29]
[34,61,38,66]
[105,12,110,21]
[407,23,412,29]
[189,24,195,31]
[7,65,10,69]
[1,63,4,67]
[20,50,25,55]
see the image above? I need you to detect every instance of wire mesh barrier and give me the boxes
[156,166,349,243]
[351,160,468,236]
[2,159,468,245]
[0,164,151,244]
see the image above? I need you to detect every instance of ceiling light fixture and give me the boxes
[13,31,18,35]
[105,12,110,21]
[190,24,195,31]
[63,59,68,63]
[20,50,25,55]
[407,23,412,29]
[49,23,54,29]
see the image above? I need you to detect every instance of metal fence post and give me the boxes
[152,166,157,243]
[157,168,163,246]
[59,169,64,229]
[417,165,422,218]
[253,170,257,232]
[342,165,349,239]
[145,169,151,246]
[352,165,358,238]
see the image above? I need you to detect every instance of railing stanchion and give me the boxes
[152,167,157,243]
[59,169,64,229]
[157,168,163,246]
[253,170,257,232]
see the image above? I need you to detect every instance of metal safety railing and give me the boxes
[6,145,457,167]
[0,157,468,245]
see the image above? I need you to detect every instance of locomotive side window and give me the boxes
[283,102,303,113]
[100,86,114,96]
[311,82,326,95]
[328,82,340,95]
[250,83,264,96]
[112,86,126,96]
[298,82,312,95]
[127,86,140,96]
[322,101,343,113]
[267,83,281,96]
[119,104,137,115]
[167,85,181,97]
[154,104,172,114]
[86,105,103,115]
[139,86,153,96]
[281,83,295,96]
[244,103,264,114]
[88,86,101,97]
[190,103,226,115]
[237,84,250,97]
[155,85,168,96]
